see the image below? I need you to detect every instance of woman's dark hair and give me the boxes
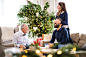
[57,2,67,17]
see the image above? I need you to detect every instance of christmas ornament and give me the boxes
[57,50,62,55]
[72,47,76,52]
[24,17,27,20]
[33,27,38,31]
[36,12,39,17]
[24,50,28,53]
[17,25,18,27]
[22,55,27,57]
[35,49,40,54]
[47,54,53,57]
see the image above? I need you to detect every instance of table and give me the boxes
[70,51,86,57]
[40,47,59,53]
[27,47,86,57]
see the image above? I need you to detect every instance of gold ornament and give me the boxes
[24,50,28,53]
[57,50,62,55]
[22,55,27,57]
[35,49,42,55]
[47,54,53,57]
[73,47,76,52]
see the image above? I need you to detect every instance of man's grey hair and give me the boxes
[21,24,26,30]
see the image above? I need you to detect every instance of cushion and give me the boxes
[73,43,78,45]
[1,40,12,44]
[14,27,19,33]
[78,39,86,48]
[80,34,86,40]
[78,43,85,48]
[79,39,86,43]
[70,33,79,43]
[1,27,14,42]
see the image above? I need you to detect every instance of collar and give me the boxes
[61,11,65,14]
[20,31,26,36]
[23,34,26,36]
[56,27,63,32]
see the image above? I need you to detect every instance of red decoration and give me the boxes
[34,41,36,44]
[36,38,42,46]
[17,25,18,27]
[40,23,41,25]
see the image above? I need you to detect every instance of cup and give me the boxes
[45,45,50,49]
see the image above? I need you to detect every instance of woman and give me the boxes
[56,2,73,44]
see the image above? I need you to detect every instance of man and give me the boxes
[49,18,73,48]
[12,24,29,49]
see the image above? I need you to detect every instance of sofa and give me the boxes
[0,26,19,49]
[71,33,86,49]
[41,33,86,49]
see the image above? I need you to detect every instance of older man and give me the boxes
[12,24,29,49]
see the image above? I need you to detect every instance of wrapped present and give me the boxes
[42,34,52,40]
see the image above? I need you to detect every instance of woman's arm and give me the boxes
[61,12,68,25]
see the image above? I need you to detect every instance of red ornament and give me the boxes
[17,25,18,27]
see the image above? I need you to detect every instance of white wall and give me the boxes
[63,0,86,34]
[0,0,27,27]
[1,0,86,34]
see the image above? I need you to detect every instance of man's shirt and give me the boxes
[12,31,30,47]
[50,27,71,44]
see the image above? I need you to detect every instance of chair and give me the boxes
[0,26,19,49]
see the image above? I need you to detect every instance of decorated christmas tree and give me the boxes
[17,1,55,37]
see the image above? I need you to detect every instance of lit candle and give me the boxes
[57,50,62,55]
[47,54,53,57]
[73,47,76,52]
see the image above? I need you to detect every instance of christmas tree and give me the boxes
[17,1,55,37]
